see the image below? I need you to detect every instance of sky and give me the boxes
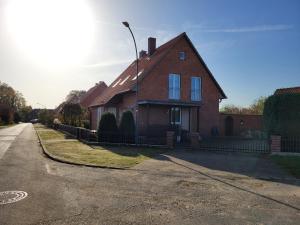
[0,0,299,109]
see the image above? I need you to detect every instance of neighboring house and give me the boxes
[54,82,107,119]
[274,86,300,95]
[89,32,226,138]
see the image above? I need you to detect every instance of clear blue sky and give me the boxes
[0,0,299,108]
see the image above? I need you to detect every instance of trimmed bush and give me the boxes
[97,113,118,142]
[263,93,300,136]
[119,111,135,143]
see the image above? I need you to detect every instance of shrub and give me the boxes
[263,93,300,137]
[97,113,118,142]
[119,111,135,143]
[82,120,90,129]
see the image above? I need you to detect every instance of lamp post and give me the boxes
[122,21,139,144]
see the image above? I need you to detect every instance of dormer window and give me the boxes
[179,51,186,60]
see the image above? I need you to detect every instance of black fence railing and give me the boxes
[281,136,300,153]
[54,124,166,146]
[198,137,270,153]
[54,124,78,137]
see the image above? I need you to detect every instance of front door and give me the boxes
[181,108,189,131]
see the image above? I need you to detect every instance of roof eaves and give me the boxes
[184,33,227,99]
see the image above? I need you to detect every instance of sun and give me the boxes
[5,0,95,66]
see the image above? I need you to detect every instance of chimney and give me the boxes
[139,50,147,58]
[148,37,156,56]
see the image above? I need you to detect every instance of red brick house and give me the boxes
[89,32,226,139]
[80,81,107,108]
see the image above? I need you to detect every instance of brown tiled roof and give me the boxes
[90,32,226,107]
[80,81,107,108]
[274,86,300,95]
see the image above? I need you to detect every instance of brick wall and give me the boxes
[219,113,263,136]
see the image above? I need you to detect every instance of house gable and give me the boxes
[138,34,225,103]
[90,32,226,108]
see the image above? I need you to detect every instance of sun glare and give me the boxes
[5,0,95,66]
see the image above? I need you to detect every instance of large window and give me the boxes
[191,77,202,101]
[169,74,180,100]
[170,107,181,125]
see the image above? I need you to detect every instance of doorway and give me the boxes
[225,116,234,136]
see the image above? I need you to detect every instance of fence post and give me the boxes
[76,128,81,139]
[270,135,281,153]
[190,132,201,149]
[166,131,175,149]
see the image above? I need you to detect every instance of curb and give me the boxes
[34,127,126,170]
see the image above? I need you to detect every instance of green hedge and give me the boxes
[97,113,118,142]
[263,93,300,136]
[119,111,135,143]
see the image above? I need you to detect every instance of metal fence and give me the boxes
[281,136,300,153]
[54,124,78,137]
[198,137,270,153]
[54,124,166,146]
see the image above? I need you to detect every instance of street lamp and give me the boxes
[122,21,139,144]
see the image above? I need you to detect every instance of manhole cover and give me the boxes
[0,191,28,205]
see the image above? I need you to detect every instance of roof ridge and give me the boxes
[276,86,300,90]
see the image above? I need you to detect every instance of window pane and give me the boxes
[169,74,180,99]
[170,107,181,124]
[179,52,185,60]
[191,77,201,101]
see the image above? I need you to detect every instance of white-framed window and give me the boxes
[191,76,202,101]
[179,51,186,60]
[169,73,180,100]
[170,107,181,125]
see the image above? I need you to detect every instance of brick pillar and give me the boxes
[190,132,201,149]
[166,131,175,149]
[271,135,281,153]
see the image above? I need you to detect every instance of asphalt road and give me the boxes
[0,123,299,225]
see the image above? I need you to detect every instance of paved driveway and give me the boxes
[0,124,299,225]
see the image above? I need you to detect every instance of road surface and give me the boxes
[0,123,299,225]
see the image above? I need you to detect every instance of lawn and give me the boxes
[35,124,66,140]
[35,124,167,168]
[37,130,66,140]
[271,155,300,178]
[45,142,166,168]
